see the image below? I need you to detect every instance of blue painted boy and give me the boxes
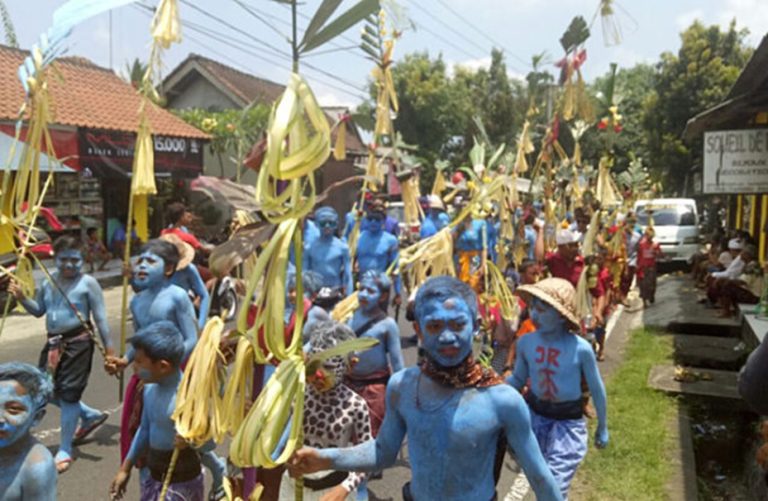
[107,239,198,373]
[355,201,401,301]
[161,233,210,331]
[289,276,562,501]
[110,322,211,501]
[10,236,113,473]
[0,362,55,500]
[509,277,609,500]
[453,212,489,292]
[303,207,353,296]
[346,271,403,436]
[419,195,450,239]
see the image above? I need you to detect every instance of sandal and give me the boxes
[56,456,73,474]
[73,412,109,445]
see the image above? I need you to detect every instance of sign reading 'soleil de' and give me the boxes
[703,129,768,194]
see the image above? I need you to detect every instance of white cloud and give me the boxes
[676,9,704,31]
[453,56,492,72]
[450,56,526,80]
[718,0,768,44]
[317,92,357,109]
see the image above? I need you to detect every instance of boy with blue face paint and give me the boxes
[355,201,401,303]
[9,236,113,473]
[110,322,211,501]
[346,271,403,436]
[509,277,609,500]
[303,207,354,296]
[418,195,450,239]
[0,362,55,501]
[289,276,562,501]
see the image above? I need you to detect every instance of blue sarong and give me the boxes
[140,472,204,501]
[530,411,588,501]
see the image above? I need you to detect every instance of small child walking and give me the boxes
[110,321,212,501]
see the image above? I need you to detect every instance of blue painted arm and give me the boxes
[302,243,312,274]
[126,396,150,464]
[86,278,112,350]
[509,337,530,390]
[125,300,138,363]
[580,343,609,447]
[21,450,56,501]
[175,292,200,361]
[389,245,401,296]
[187,266,210,330]
[343,246,353,295]
[19,282,47,317]
[272,416,293,462]
[320,375,407,471]
[496,389,563,501]
[385,320,404,373]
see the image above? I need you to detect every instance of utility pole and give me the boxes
[108,10,113,70]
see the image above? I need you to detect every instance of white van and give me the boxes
[633,198,700,261]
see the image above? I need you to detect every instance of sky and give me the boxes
[4,0,768,108]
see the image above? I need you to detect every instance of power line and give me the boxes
[238,1,369,61]
[132,4,367,101]
[433,0,531,69]
[178,0,367,94]
[405,0,488,55]
[183,20,367,100]
[231,0,291,42]
[408,18,483,60]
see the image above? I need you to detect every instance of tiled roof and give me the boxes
[164,54,366,152]
[0,45,208,139]
[190,54,286,105]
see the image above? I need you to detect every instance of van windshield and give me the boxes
[636,205,696,227]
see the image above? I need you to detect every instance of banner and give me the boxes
[703,129,768,194]
[79,128,203,178]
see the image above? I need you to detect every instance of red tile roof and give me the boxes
[0,44,208,139]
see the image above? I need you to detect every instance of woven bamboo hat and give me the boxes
[516,277,580,329]
[159,233,195,270]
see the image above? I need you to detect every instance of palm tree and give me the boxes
[0,0,19,48]
[123,58,148,89]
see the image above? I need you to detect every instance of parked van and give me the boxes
[633,198,699,261]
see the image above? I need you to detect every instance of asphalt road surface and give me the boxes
[0,286,528,501]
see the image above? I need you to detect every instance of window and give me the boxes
[636,205,696,227]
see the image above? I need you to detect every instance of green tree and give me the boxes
[174,105,270,178]
[643,20,753,194]
[389,52,465,163]
[580,62,656,171]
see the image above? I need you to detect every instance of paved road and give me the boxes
[0,286,528,501]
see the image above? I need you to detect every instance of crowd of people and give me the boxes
[0,191,677,501]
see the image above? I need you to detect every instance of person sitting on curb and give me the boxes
[288,275,562,501]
